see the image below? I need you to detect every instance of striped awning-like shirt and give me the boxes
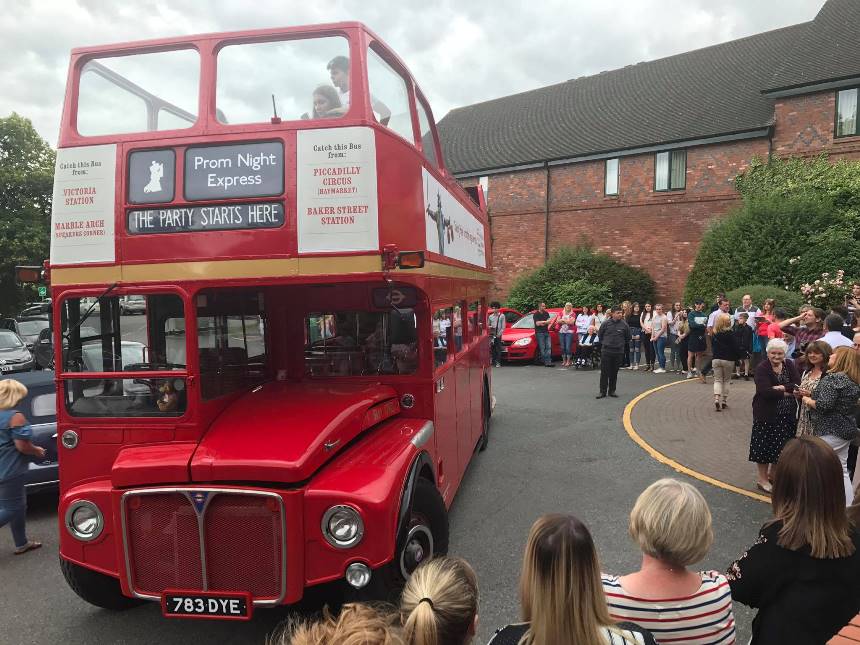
[601,571,736,644]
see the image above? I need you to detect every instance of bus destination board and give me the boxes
[127,202,284,234]
[184,142,284,201]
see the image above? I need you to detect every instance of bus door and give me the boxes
[432,305,459,505]
[466,299,485,448]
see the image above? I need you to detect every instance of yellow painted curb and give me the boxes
[622,380,771,504]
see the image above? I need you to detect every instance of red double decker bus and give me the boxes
[48,22,492,619]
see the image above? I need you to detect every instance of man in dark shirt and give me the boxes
[596,306,631,398]
[533,302,554,367]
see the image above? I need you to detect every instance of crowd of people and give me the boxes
[278,440,860,644]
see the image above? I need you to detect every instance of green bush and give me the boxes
[686,155,860,303]
[506,246,655,312]
[684,194,841,302]
[724,285,805,316]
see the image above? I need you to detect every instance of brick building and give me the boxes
[437,0,860,302]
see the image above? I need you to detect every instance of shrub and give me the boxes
[684,194,840,302]
[798,270,856,310]
[506,246,655,312]
[724,285,805,315]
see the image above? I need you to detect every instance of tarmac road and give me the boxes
[1,364,767,644]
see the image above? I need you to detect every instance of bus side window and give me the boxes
[415,98,438,168]
[433,306,454,369]
[366,46,411,141]
[467,300,480,341]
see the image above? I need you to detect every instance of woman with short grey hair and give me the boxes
[749,338,800,493]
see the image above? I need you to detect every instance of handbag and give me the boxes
[752,333,762,353]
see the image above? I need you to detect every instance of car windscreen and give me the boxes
[510,314,535,330]
[0,332,23,349]
[17,320,48,336]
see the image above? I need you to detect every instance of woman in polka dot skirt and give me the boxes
[749,338,800,493]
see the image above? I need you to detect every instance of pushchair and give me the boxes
[575,332,599,369]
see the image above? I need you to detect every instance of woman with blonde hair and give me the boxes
[728,436,860,644]
[602,479,736,644]
[489,514,655,644]
[400,556,478,645]
[277,603,402,645]
[711,313,742,411]
[556,303,577,368]
[0,379,45,554]
[800,346,860,505]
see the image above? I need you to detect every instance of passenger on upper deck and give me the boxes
[326,55,391,123]
[311,85,342,119]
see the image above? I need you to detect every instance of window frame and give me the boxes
[654,149,686,192]
[432,304,456,372]
[604,157,619,196]
[414,90,441,168]
[834,87,860,139]
[366,41,418,146]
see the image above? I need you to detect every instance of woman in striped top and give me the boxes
[489,514,656,645]
[602,479,736,644]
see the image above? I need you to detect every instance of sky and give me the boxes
[0,0,824,148]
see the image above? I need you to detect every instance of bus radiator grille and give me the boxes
[124,490,285,601]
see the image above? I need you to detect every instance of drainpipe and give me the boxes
[544,162,550,260]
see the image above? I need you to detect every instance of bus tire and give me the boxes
[60,558,143,611]
[367,478,448,601]
[478,382,490,452]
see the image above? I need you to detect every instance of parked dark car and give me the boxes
[1,371,58,492]
[33,325,99,370]
[0,329,35,373]
[0,317,49,348]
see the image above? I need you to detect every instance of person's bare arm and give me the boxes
[10,412,46,458]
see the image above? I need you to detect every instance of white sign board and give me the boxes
[296,127,379,254]
[50,144,117,265]
[423,168,486,268]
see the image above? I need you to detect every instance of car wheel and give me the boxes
[478,382,490,451]
[362,478,448,602]
[60,558,143,610]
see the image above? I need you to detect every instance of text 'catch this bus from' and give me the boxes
[48,22,493,619]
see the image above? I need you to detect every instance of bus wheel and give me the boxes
[368,478,448,600]
[60,558,143,611]
[478,383,490,452]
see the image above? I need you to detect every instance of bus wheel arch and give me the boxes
[60,557,143,611]
[479,377,491,451]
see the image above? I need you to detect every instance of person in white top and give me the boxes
[650,304,669,373]
[327,55,391,122]
[821,313,853,349]
[575,307,592,367]
[734,293,760,329]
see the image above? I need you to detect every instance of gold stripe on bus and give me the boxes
[50,257,492,285]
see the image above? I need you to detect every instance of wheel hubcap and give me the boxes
[400,523,433,579]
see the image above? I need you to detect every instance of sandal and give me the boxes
[756,481,772,494]
[13,541,42,555]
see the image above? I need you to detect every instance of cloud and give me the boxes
[0,0,821,147]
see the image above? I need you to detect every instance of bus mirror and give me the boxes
[397,251,425,269]
[15,266,44,283]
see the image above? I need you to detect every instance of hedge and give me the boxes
[506,246,656,312]
[724,285,805,316]
[685,155,860,303]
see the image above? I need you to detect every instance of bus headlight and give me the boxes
[513,337,532,346]
[65,500,104,541]
[322,505,364,549]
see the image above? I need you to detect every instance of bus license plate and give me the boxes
[162,590,252,620]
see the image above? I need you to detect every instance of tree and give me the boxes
[506,245,656,312]
[684,155,860,303]
[0,113,54,315]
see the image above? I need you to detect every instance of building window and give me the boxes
[836,88,859,138]
[604,158,619,195]
[655,150,686,191]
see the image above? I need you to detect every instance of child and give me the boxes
[733,312,753,379]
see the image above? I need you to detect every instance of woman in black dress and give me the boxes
[728,436,860,644]
[750,338,799,493]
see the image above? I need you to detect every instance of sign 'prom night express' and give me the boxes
[127,202,284,234]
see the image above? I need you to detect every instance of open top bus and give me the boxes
[48,22,493,617]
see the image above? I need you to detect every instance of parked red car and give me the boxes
[499,307,523,328]
[500,307,579,362]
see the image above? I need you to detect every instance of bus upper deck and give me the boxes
[50,22,490,287]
